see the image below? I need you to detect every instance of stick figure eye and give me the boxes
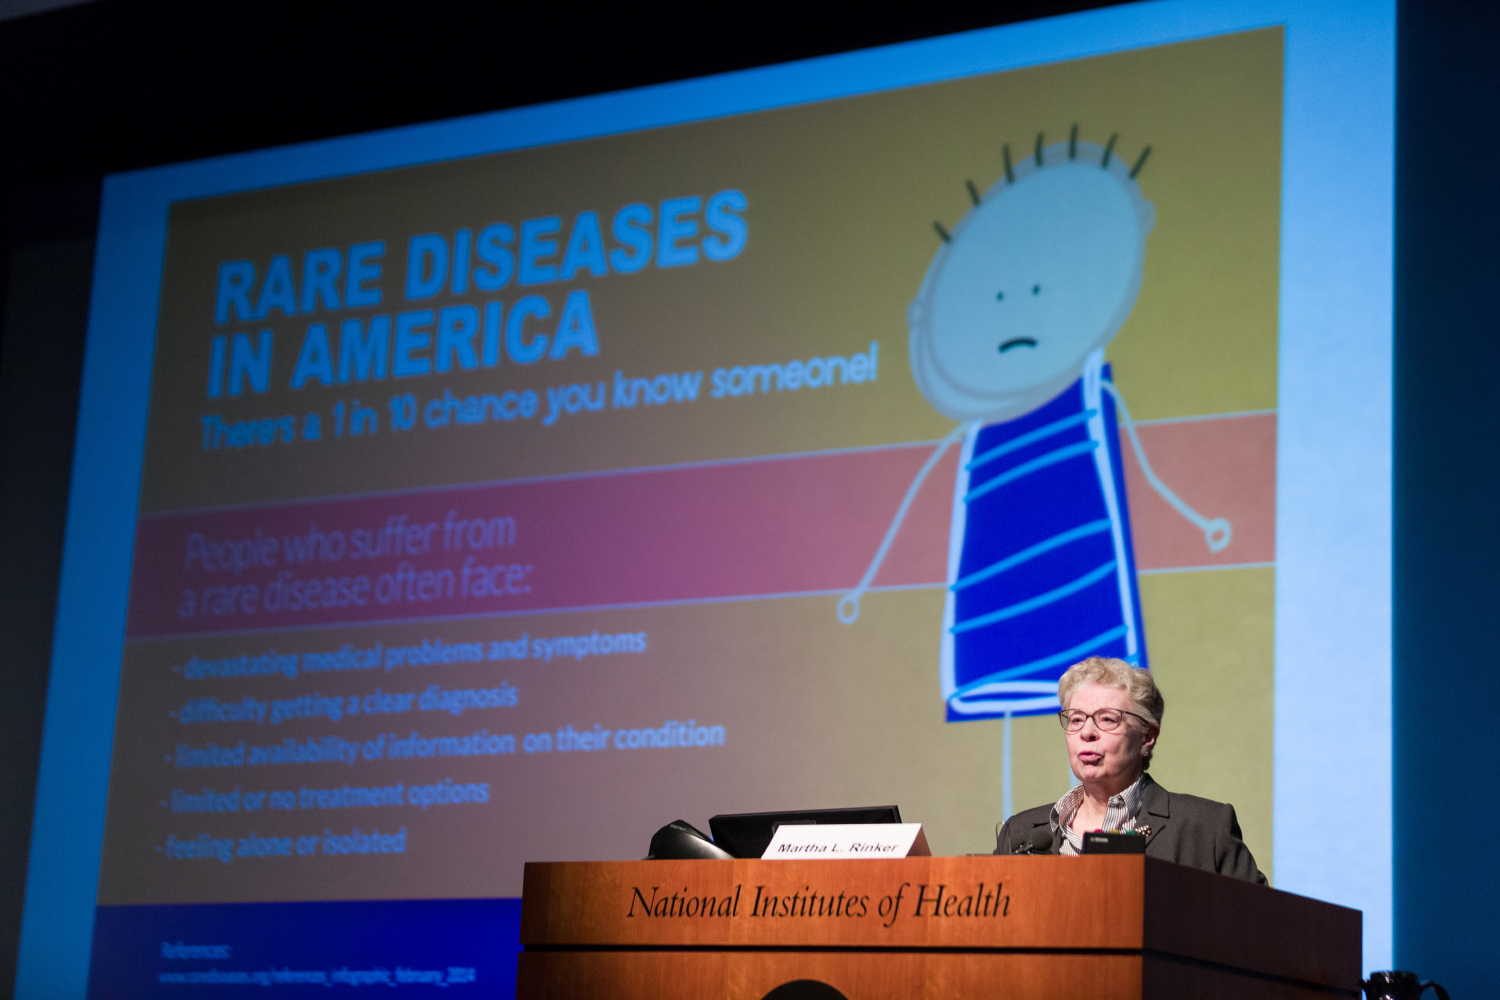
[996,291,1004,301]
[1032,284,1041,295]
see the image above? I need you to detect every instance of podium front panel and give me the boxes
[517,857,1360,999]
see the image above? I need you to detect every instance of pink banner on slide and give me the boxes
[126,446,958,638]
[126,414,1275,638]
[1121,413,1276,570]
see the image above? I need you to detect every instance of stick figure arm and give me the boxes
[1100,379,1231,553]
[838,421,972,623]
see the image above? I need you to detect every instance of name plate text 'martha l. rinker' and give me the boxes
[761,823,931,860]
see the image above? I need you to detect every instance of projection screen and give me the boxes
[17,1,1394,995]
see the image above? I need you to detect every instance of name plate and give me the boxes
[761,823,931,859]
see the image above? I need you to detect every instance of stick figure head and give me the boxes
[908,137,1154,422]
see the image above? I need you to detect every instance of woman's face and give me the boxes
[1064,683,1158,791]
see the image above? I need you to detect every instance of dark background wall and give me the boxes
[1,0,1491,995]
[1393,2,1500,996]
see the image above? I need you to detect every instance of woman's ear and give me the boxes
[1140,724,1159,759]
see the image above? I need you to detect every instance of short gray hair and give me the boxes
[1058,656,1164,727]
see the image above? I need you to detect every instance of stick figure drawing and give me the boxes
[840,128,1230,732]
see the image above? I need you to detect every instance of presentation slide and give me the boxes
[17,3,1395,997]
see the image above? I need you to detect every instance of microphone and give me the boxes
[1013,827,1053,855]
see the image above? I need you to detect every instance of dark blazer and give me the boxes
[993,774,1267,885]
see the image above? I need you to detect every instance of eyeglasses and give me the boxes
[1058,708,1152,733]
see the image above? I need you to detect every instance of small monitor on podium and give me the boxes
[708,805,901,859]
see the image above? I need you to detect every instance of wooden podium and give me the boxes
[517,856,1360,999]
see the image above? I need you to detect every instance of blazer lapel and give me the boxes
[1140,774,1170,848]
